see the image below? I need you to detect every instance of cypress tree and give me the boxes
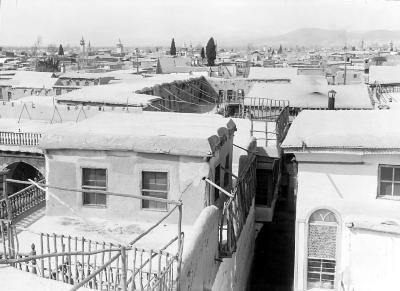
[206,37,216,66]
[200,47,205,60]
[170,38,176,56]
[278,44,283,54]
[58,44,64,56]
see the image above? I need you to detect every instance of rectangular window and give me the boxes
[82,168,107,206]
[378,165,400,197]
[307,258,336,289]
[142,171,168,210]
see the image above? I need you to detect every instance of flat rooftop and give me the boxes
[55,83,162,107]
[16,214,187,254]
[40,111,235,157]
[282,110,400,151]
[246,77,372,109]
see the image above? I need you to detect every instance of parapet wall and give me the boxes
[211,201,255,291]
[180,201,256,291]
[180,205,221,290]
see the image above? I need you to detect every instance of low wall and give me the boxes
[180,205,221,290]
[180,201,256,291]
[212,200,255,291]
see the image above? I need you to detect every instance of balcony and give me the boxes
[0,132,42,147]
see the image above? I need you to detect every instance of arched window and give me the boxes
[307,209,338,290]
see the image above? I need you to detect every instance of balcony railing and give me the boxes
[0,180,46,221]
[219,155,257,258]
[0,132,42,147]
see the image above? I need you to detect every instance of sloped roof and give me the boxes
[282,110,400,151]
[247,67,298,80]
[10,71,58,89]
[369,65,400,85]
[40,112,236,157]
[246,75,372,109]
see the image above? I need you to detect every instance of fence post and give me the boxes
[31,243,37,274]
[176,202,183,291]
[121,246,127,291]
[1,169,11,221]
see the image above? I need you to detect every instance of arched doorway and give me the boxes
[2,162,44,195]
[307,209,339,290]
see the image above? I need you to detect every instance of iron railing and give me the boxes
[219,155,257,257]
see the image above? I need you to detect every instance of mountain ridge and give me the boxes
[252,28,400,47]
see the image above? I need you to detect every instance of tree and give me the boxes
[170,38,176,56]
[58,44,64,56]
[278,44,283,54]
[200,47,205,60]
[206,37,217,66]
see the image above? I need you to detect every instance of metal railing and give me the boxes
[276,106,290,144]
[243,97,290,120]
[219,155,257,258]
[0,132,42,146]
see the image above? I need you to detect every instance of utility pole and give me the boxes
[344,46,347,85]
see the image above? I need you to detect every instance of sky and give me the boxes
[0,0,399,47]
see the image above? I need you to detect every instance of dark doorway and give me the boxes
[249,198,295,290]
[3,162,44,195]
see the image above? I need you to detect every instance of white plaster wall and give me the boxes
[294,153,400,291]
[345,229,400,291]
[211,201,255,291]
[180,205,221,290]
[179,201,256,291]
[45,149,210,225]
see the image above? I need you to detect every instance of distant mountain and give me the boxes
[254,28,400,47]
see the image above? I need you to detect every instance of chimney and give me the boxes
[328,89,336,110]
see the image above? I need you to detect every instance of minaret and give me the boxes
[80,36,86,68]
[80,36,86,56]
[116,39,124,54]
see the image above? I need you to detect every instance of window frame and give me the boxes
[306,209,339,291]
[377,164,400,199]
[81,167,107,208]
[141,171,169,212]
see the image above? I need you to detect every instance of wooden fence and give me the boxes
[0,131,42,146]
[0,223,182,291]
[219,155,257,258]
[0,180,46,220]
[0,179,183,290]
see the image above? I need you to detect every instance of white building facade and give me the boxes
[282,110,400,291]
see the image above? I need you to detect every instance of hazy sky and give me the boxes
[0,0,399,47]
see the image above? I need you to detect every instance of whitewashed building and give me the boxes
[282,110,400,291]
